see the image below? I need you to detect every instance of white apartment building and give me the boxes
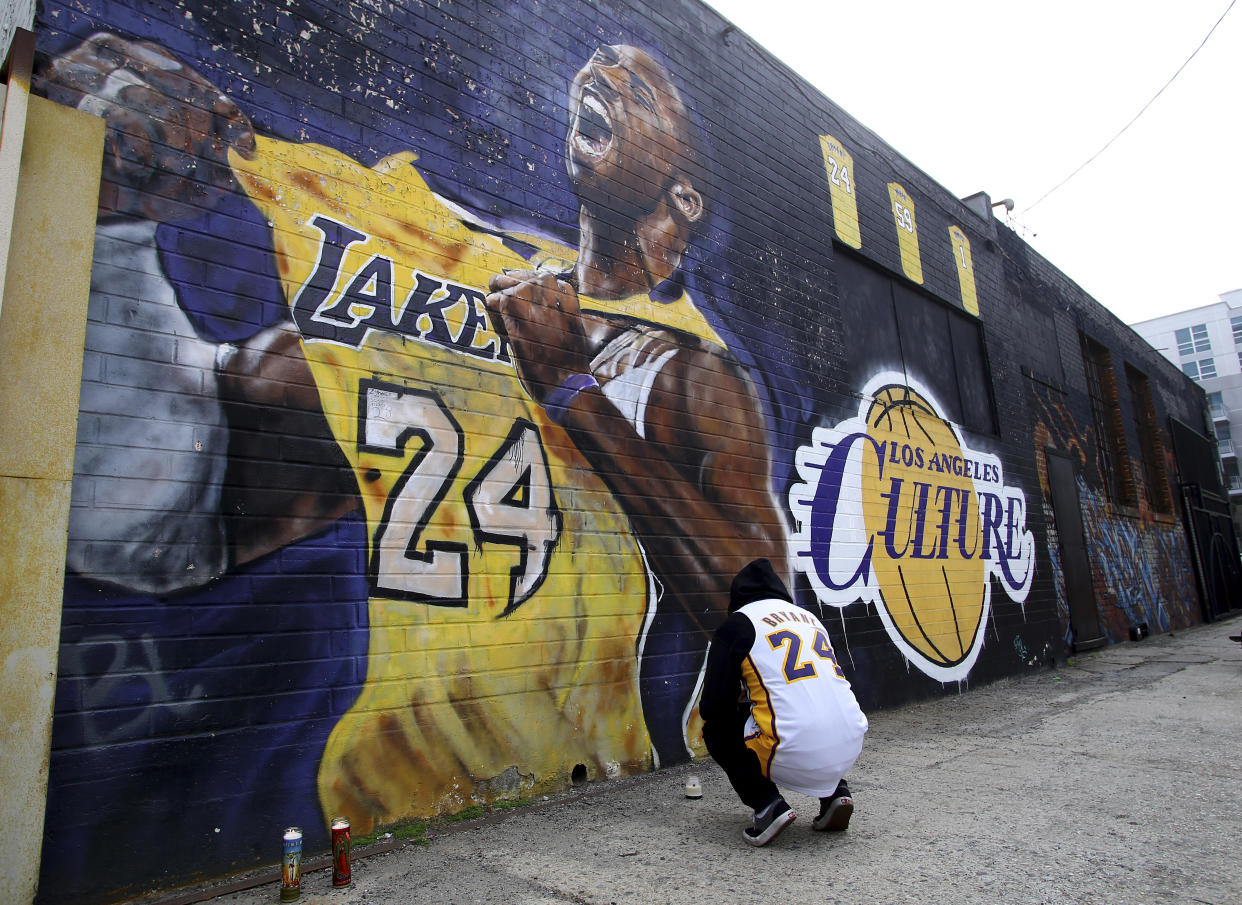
[1131,289,1242,501]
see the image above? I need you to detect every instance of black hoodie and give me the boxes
[700,559,794,727]
[728,557,793,613]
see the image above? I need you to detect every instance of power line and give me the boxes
[1023,0,1237,214]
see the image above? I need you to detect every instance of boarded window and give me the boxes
[837,253,996,435]
[1081,333,1135,505]
[1124,365,1172,513]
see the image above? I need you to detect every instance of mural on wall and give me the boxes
[789,374,1034,681]
[1030,385,1198,643]
[31,1,1053,900]
[37,18,792,895]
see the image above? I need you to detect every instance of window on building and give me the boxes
[1124,365,1172,513]
[1175,324,1210,357]
[1208,391,1226,420]
[1232,315,1242,345]
[1081,334,1135,505]
[1183,357,1217,380]
[1224,458,1242,492]
[836,253,997,435]
[1216,421,1235,458]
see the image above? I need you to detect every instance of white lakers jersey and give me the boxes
[738,598,869,797]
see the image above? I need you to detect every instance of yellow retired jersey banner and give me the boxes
[819,134,861,249]
[231,136,656,829]
[949,225,979,316]
[887,182,923,284]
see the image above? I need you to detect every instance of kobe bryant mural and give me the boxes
[788,373,1035,681]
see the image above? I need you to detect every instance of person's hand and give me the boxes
[485,270,594,405]
[37,32,255,220]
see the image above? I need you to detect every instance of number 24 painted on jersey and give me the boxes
[360,380,562,612]
[766,628,847,682]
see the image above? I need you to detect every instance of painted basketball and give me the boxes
[860,385,986,667]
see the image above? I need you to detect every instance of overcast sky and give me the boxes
[701,0,1241,326]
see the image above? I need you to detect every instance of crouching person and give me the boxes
[700,559,869,846]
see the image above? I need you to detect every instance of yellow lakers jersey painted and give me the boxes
[231,136,660,830]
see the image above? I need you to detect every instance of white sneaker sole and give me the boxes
[812,797,853,831]
[742,807,796,847]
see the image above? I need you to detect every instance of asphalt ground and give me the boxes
[137,615,1242,905]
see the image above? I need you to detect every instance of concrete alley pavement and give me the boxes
[173,616,1242,905]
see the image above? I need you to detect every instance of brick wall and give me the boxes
[26,1,1210,900]
[997,225,1207,644]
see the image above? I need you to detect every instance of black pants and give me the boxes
[702,713,779,812]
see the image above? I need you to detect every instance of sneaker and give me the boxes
[813,781,853,831]
[743,796,795,847]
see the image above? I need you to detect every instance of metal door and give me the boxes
[1046,450,1106,650]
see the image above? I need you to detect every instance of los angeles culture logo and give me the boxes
[788,373,1035,681]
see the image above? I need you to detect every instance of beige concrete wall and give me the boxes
[0,91,103,904]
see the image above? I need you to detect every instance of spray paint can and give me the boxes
[280,827,303,901]
[331,816,352,887]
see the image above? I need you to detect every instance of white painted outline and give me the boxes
[788,371,1034,682]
